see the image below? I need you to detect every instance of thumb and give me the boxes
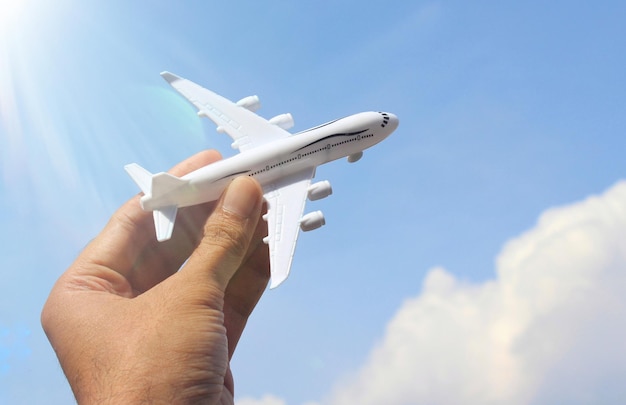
[180,176,264,292]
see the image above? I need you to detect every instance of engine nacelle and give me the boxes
[269,113,294,130]
[299,211,325,232]
[236,95,261,112]
[307,181,332,201]
[347,151,363,163]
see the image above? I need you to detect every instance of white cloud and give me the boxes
[236,394,321,405]
[236,394,288,405]
[325,181,626,405]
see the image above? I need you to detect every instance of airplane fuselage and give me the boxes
[141,111,397,210]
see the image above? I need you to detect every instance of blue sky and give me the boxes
[1,1,626,404]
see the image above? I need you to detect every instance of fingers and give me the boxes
[222,201,270,357]
[179,176,264,295]
[76,150,222,293]
[169,150,222,177]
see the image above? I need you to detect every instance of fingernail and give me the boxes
[222,177,260,218]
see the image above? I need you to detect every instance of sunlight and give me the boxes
[0,0,76,197]
[0,0,168,220]
[0,0,28,34]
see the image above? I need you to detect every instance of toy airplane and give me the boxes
[125,72,398,288]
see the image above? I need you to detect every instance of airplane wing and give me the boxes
[263,167,316,288]
[161,72,290,152]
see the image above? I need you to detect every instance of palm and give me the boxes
[42,150,269,404]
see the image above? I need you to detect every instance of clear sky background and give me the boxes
[1,1,626,404]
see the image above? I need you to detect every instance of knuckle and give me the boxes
[202,214,249,259]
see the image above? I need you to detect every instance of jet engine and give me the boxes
[347,151,363,163]
[236,95,261,112]
[269,113,295,130]
[307,181,332,201]
[299,211,325,232]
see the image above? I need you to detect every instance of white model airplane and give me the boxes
[125,72,398,288]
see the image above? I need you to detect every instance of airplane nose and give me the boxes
[386,113,399,131]
[379,111,399,131]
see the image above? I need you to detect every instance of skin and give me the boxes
[41,150,270,404]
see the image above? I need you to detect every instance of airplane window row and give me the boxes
[248,133,373,177]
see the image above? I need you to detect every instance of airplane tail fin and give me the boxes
[151,172,188,196]
[124,163,187,242]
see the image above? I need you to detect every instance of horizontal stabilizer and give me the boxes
[154,205,178,241]
[125,163,186,242]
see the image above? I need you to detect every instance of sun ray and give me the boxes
[1,0,87,193]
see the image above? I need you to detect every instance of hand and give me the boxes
[41,150,270,404]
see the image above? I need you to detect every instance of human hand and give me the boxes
[41,150,269,404]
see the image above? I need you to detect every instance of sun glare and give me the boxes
[0,0,28,32]
[0,0,76,196]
